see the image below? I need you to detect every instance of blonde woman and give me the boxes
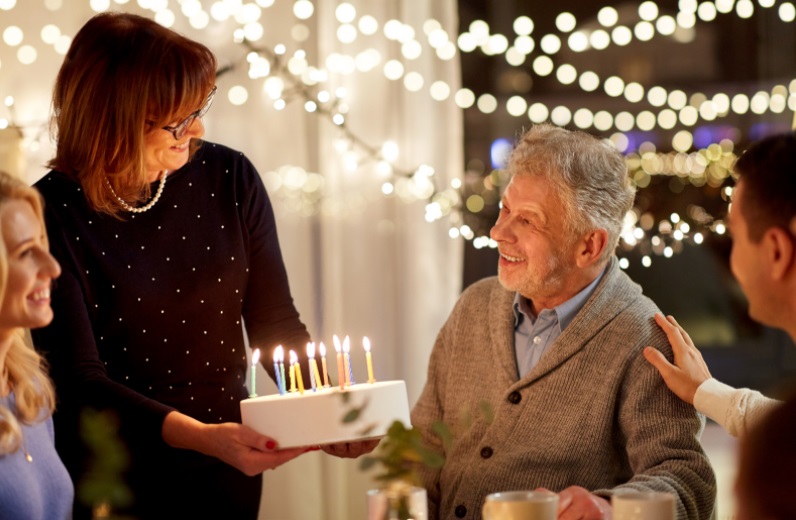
[0,170,70,519]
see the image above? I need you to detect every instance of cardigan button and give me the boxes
[455,504,467,518]
[480,446,493,459]
[508,391,522,404]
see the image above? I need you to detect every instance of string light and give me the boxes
[0,0,789,268]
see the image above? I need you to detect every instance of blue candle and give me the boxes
[343,335,356,385]
[273,347,284,396]
[276,345,287,395]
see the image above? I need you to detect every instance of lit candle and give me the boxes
[307,342,323,391]
[363,336,375,384]
[290,349,305,395]
[319,342,331,388]
[276,345,287,395]
[288,358,296,393]
[343,335,355,386]
[306,343,317,392]
[250,348,260,398]
[333,334,345,390]
[272,347,284,396]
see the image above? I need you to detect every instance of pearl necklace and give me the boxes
[104,172,167,213]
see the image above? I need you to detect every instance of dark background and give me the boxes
[457,1,796,397]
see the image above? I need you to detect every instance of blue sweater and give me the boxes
[0,392,73,519]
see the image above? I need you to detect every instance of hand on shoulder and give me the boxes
[642,313,712,405]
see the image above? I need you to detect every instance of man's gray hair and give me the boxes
[506,124,635,262]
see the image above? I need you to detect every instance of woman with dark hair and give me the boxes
[33,12,312,519]
[0,170,70,519]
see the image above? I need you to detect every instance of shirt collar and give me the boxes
[511,266,606,331]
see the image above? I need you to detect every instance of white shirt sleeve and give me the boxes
[693,378,782,437]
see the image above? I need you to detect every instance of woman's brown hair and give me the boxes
[47,12,217,217]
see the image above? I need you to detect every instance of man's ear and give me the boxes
[763,227,795,280]
[575,229,608,268]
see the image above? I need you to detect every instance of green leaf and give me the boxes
[358,422,378,436]
[359,456,380,471]
[342,408,362,423]
[420,450,445,469]
[478,400,495,424]
[431,421,453,449]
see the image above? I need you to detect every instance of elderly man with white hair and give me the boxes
[411,124,716,520]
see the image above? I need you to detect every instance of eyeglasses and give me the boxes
[161,85,217,140]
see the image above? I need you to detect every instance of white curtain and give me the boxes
[2,1,462,519]
[237,1,463,518]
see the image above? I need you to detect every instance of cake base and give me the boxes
[240,380,412,448]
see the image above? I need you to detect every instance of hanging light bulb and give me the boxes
[293,0,313,20]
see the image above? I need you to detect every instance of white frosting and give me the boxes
[240,380,412,448]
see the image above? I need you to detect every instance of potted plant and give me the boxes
[342,395,493,520]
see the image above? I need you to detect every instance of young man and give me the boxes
[644,132,796,436]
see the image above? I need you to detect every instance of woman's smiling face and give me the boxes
[0,199,61,336]
[143,116,205,181]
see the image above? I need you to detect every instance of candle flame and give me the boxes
[307,341,316,358]
[275,345,284,362]
[363,336,371,352]
[289,349,298,364]
[252,348,261,366]
[319,341,326,357]
[333,334,342,352]
[343,335,351,353]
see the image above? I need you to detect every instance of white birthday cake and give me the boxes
[240,380,412,448]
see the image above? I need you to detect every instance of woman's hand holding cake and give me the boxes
[322,439,381,459]
[162,412,311,476]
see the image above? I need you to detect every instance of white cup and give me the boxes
[367,486,427,520]
[482,490,558,520]
[612,491,676,520]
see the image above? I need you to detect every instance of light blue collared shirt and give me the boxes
[512,268,605,378]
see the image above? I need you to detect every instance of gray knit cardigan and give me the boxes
[411,258,716,520]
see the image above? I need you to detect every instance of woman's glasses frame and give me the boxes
[161,85,218,140]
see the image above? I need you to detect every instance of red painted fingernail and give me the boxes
[265,440,277,450]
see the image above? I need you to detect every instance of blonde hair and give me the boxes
[0,171,56,455]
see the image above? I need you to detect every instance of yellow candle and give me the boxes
[288,362,296,393]
[319,342,331,388]
[311,360,322,390]
[307,342,323,391]
[333,335,345,390]
[290,350,305,395]
[363,337,375,384]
